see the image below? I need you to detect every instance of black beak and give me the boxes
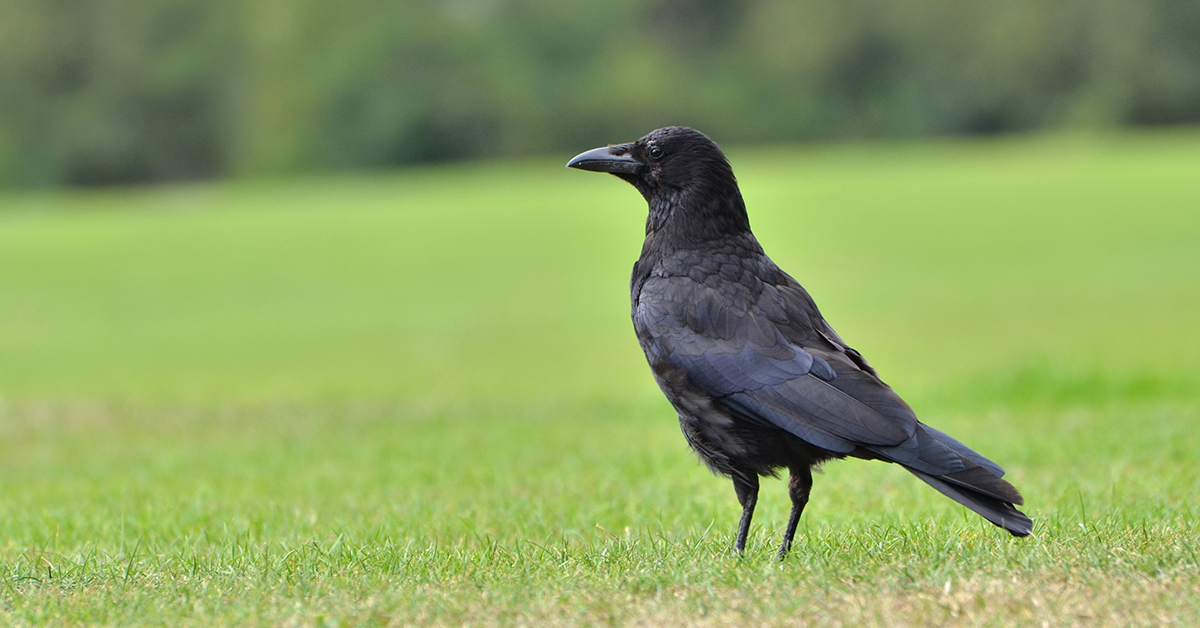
[566,144,641,174]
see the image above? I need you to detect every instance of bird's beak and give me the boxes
[566,144,641,174]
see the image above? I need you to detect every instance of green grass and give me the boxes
[2,130,1199,625]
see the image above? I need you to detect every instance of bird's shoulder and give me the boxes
[634,239,828,349]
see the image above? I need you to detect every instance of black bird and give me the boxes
[567,127,1031,558]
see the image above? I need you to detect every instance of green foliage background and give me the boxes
[3,0,1199,187]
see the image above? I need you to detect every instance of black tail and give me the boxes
[908,468,1032,536]
[868,424,1033,537]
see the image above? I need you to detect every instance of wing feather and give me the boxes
[636,277,918,451]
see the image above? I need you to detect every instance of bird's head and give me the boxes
[567,127,750,239]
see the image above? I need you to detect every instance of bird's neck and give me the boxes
[644,188,752,252]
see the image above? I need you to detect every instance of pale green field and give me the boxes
[1,131,1198,626]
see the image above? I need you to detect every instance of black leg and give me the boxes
[777,466,813,560]
[732,473,759,554]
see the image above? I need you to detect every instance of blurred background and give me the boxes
[2,0,1198,406]
[2,0,1199,189]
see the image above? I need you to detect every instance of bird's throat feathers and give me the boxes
[646,185,752,248]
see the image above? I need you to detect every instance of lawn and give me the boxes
[1,131,1198,626]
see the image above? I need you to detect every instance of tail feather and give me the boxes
[920,424,1006,477]
[909,469,1033,536]
[940,464,1023,504]
[870,423,1032,536]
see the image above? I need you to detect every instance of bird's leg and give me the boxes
[776,466,813,560]
[732,473,760,554]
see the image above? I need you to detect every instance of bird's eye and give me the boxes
[648,146,664,161]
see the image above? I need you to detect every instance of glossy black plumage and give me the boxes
[568,127,1031,557]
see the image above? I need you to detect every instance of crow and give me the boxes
[567,126,1031,558]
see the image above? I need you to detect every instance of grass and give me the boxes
[1,130,1199,625]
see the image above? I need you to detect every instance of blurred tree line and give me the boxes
[1,0,1198,188]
